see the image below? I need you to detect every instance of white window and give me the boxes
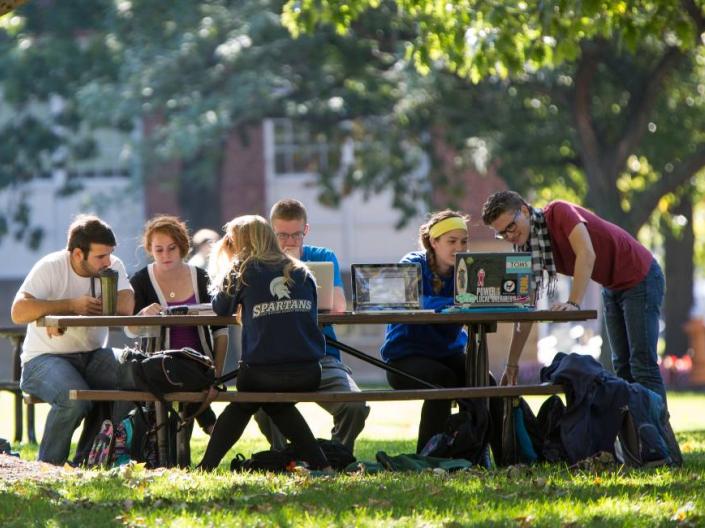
[272,118,330,176]
[67,129,134,180]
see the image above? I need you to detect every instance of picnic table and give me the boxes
[38,308,597,466]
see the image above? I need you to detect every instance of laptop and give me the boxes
[351,263,434,314]
[454,252,534,308]
[306,261,335,312]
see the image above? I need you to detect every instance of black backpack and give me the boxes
[230,450,296,473]
[230,439,357,473]
[420,400,490,466]
[283,439,356,471]
[122,347,216,398]
[535,394,569,463]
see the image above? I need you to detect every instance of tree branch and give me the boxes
[612,47,683,174]
[629,146,705,229]
[683,0,705,37]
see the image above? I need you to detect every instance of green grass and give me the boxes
[2,392,705,527]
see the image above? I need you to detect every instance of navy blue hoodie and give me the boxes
[212,261,325,365]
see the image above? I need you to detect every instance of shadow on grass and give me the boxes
[4,432,704,527]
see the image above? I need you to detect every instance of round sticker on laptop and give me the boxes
[502,279,517,294]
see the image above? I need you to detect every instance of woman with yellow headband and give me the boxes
[380,209,470,453]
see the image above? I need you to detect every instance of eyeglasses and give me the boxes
[495,211,521,239]
[275,231,305,242]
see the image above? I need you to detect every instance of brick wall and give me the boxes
[219,124,267,221]
[142,115,181,217]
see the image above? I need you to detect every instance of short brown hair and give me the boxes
[270,199,307,224]
[481,191,528,225]
[66,214,116,257]
[142,215,190,259]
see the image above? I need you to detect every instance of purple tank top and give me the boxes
[167,294,202,352]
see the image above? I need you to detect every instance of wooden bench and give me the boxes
[22,393,45,405]
[69,384,565,468]
[70,384,565,403]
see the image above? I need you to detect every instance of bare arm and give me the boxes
[11,291,101,324]
[501,321,534,385]
[125,301,162,336]
[551,223,596,311]
[212,333,228,377]
[332,286,347,313]
[116,288,135,316]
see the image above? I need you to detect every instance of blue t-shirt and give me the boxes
[301,245,343,360]
[212,260,325,365]
[379,251,467,362]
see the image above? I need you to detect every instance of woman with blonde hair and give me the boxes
[128,215,228,438]
[198,215,329,471]
[380,210,470,452]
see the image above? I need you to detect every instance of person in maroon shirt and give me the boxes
[481,191,666,402]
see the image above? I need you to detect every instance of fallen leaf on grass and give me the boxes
[514,514,535,527]
[532,477,546,489]
[671,501,696,522]
[249,503,273,513]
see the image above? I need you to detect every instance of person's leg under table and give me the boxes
[262,402,329,469]
[198,402,257,470]
[20,353,92,465]
[315,356,370,452]
[387,354,465,452]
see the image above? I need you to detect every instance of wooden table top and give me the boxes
[37,309,596,327]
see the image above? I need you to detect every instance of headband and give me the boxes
[428,217,468,239]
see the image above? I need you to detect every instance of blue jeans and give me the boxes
[602,260,666,402]
[20,348,132,465]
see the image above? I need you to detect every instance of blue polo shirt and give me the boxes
[301,245,343,360]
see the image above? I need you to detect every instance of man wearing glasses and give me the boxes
[253,198,370,453]
[481,191,666,404]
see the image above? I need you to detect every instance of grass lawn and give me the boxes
[1,391,705,527]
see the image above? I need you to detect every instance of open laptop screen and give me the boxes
[306,261,334,312]
[454,252,533,307]
[351,263,423,312]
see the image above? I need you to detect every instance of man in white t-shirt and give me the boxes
[11,214,135,465]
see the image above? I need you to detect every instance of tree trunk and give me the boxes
[662,194,695,358]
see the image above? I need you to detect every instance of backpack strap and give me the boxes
[175,386,222,431]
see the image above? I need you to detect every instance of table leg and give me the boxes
[155,401,172,467]
[176,404,191,468]
[476,324,489,387]
[147,331,174,467]
[466,326,478,387]
[11,336,23,443]
[27,403,36,444]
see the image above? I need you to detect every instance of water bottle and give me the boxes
[99,269,119,315]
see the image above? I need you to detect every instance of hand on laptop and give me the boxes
[551,301,580,311]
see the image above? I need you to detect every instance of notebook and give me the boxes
[351,263,434,314]
[306,261,335,312]
[453,252,534,308]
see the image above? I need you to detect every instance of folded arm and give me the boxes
[11,291,102,324]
